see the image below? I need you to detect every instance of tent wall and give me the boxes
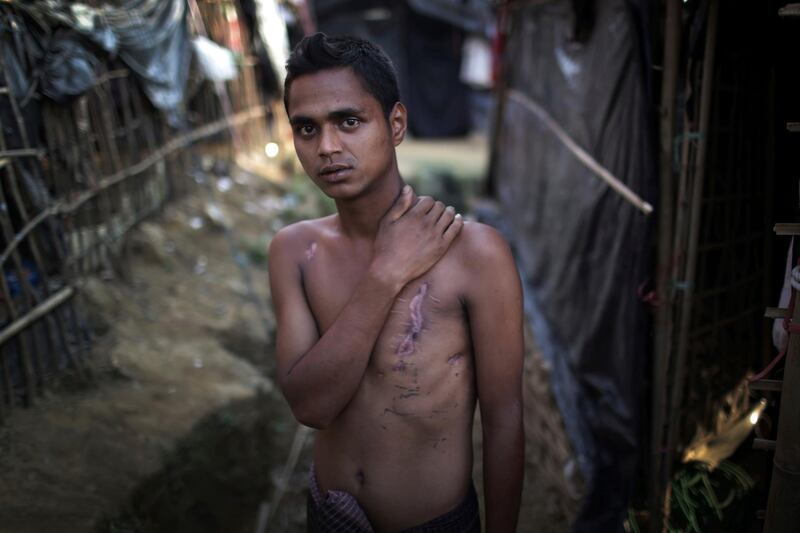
[314,0,474,137]
[490,0,656,529]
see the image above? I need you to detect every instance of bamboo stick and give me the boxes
[0,177,38,406]
[0,83,42,405]
[0,148,45,159]
[41,105,87,376]
[506,89,654,215]
[650,1,682,528]
[254,425,312,533]
[0,287,74,347]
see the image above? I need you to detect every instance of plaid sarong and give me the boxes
[307,465,481,533]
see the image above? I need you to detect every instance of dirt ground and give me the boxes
[0,143,581,532]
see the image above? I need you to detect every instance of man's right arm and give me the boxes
[268,188,462,429]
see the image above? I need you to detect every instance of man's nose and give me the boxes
[318,125,342,157]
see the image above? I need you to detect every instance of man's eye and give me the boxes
[342,118,360,129]
[298,125,315,136]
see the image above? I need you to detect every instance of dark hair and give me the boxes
[284,33,400,118]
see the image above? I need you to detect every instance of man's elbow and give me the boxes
[280,376,337,429]
[286,394,335,429]
[293,407,332,430]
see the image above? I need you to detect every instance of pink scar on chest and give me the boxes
[305,242,317,261]
[447,352,464,365]
[394,282,429,358]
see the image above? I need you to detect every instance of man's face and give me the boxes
[287,67,404,200]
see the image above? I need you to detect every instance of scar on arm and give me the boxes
[305,242,317,261]
[395,282,429,357]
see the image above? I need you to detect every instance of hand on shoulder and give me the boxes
[370,186,464,289]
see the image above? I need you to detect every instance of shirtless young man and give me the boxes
[268,34,524,532]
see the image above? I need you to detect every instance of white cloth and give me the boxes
[773,237,795,352]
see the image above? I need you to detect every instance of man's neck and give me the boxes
[334,166,405,241]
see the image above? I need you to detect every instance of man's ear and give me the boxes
[389,102,407,146]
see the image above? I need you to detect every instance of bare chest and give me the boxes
[303,244,476,473]
[301,249,473,387]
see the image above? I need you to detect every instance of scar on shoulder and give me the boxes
[305,241,317,261]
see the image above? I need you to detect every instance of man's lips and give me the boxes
[318,164,353,181]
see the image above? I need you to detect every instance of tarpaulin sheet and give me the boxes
[41,31,100,104]
[406,0,491,35]
[314,0,471,137]
[23,0,191,124]
[240,0,290,96]
[491,0,655,530]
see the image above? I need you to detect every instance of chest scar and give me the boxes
[447,352,464,365]
[395,282,429,358]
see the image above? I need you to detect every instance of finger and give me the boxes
[411,196,435,215]
[435,205,456,232]
[442,213,463,242]
[387,185,414,222]
[426,200,446,222]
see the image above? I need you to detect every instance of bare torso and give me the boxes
[298,215,476,531]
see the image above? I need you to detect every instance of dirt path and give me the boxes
[0,159,311,532]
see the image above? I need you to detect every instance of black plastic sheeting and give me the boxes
[112,0,191,122]
[41,31,100,104]
[406,0,491,35]
[491,0,655,530]
[313,0,480,138]
[22,0,191,125]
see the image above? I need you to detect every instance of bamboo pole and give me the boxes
[0,287,74,347]
[506,89,654,215]
[41,104,88,376]
[0,176,38,406]
[254,425,311,533]
[0,100,40,405]
[650,1,682,529]
[662,1,718,529]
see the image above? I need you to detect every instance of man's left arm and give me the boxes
[462,223,525,533]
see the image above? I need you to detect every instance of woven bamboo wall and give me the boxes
[0,0,273,420]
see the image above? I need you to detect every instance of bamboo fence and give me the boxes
[0,0,274,420]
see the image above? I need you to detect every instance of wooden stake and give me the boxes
[506,89,654,215]
[650,1,682,529]
[254,425,311,533]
